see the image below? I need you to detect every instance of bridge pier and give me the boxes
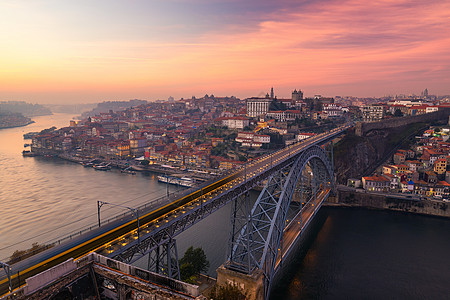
[216,265,264,300]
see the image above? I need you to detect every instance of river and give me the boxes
[1,114,449,299]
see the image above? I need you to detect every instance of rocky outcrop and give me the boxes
[333,122,427,184]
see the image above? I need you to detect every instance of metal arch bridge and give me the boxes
[0,124,351,298]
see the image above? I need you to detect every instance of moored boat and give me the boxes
[93,163,111,171]
[22,150,36,157]
[121,167,136,175]
[157,175,195,187]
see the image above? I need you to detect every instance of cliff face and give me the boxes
[333,131,383,183]
[333,123,426,184]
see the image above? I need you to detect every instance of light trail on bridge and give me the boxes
[0,123,352,297]
[275,188,330,269]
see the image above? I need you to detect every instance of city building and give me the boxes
[246,97,271,118]
[235,132,270,148]
[297,132,316,141]
[361,104,384,122]
[322,103,343,118]
[434,158,447,175]
[362,175,390,192]
[217,116,250,129]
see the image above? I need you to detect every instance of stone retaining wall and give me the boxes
[326,189,450,218]
[355,109,450,136]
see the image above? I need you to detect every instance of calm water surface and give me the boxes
[0,114,170,260]
[1,114,449,299]
[270,207,450,299]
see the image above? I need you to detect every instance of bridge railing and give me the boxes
[0,170,234,263]
[2,125,351,263]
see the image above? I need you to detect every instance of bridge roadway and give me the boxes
[275,188,330,269]
[0,124,351,297]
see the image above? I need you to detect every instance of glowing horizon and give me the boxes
[1,0,450,104]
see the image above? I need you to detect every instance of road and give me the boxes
[275,188,330,268]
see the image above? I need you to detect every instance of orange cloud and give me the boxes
[0,0,449,102]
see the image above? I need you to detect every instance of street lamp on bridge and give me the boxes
[0,261,12,294]
[97,201,140,244]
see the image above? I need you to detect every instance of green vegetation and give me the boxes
[208,282,248,300]
[394,109,403,117]
[211,143,229,157]
[179,246,209,283]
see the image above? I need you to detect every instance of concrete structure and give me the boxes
[216,266,264,300]
[1,253,200,300]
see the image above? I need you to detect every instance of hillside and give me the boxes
[0,111,33,129]
[333,122,427,184]
[0,101,52,117]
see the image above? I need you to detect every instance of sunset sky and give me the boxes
[1,0,450,103]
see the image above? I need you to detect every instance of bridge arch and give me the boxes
[227,145,334,299]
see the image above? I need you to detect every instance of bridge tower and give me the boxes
[218,145,335,300]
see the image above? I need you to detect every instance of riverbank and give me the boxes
[0,120,35,129]
[325,188,450,218]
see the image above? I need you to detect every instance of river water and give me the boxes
[1,114,449,299]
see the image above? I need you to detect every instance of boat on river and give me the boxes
[121,167,136,175]
[93,163,111,171]
[157,175,195,187]
[22,150,36,157]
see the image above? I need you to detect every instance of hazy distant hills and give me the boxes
[0,101,52,117]
[44,103,97,115]
[81,99,147,118]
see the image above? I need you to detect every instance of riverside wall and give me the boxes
[326,189,450,218]
[355,109,450,136]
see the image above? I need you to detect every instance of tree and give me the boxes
[208,282,248,300]
[179,246,209,282]
[394,109,403,117]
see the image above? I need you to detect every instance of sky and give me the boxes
[1,0,450,104]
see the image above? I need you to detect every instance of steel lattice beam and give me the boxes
[98,138,336,288]
[227,145,334,299]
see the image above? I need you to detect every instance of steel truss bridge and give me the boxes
[0,124,351,298]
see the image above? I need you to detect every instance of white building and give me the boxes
[236,132,270,148]
[322,103,343,118]
[246,98,271,118]
[219,117,250,129]
[297,132,316,141]
[266,110,302,122]
[361,105,384,122]
[426,106,439,113]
